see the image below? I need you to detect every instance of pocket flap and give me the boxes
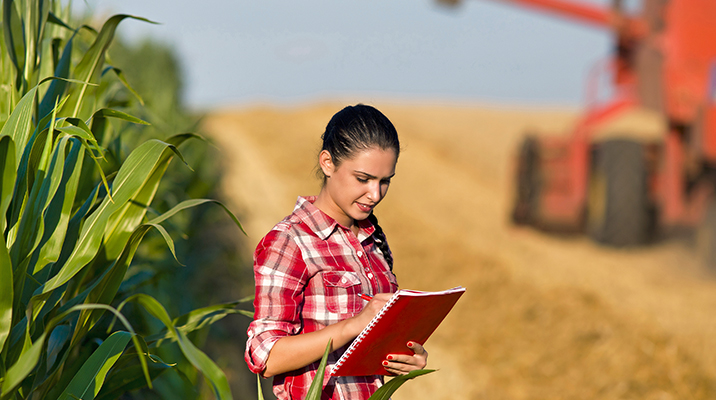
[322,271,361,288]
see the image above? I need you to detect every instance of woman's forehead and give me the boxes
[341,147,397,175]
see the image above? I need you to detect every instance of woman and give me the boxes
[245,104,428,400]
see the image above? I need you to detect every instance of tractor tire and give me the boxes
[511,136,540,225]
[587,139,652,246]
[696,198,716,270]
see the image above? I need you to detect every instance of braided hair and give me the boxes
[319,104,400,271]
[367,213,393,271]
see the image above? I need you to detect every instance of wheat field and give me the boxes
[202,101,716,400]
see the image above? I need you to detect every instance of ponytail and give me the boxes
[368,213,393,271]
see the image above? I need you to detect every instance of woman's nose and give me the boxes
[367,182,381,202]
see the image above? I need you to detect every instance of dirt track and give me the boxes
[202,101,716,400]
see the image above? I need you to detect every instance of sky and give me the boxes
[75,0,615,109]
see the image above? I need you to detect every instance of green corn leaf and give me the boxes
[3,87,63,245]
[56,124,95,144]
[50,37,61,78]
[4,78,81,240]
[0,84,37,165]
[32,139,84,275]
[75,225,158,337]
[57,331,132,400]
[5,130,37,246]
[39,335,97,400]
[11,135,70,267]
[28,0,51,89]
[172,301,248,332]
[0,136,16,236]
[74,222,176,345]
[4,316,27,370]
[176,329,233,400]
[102,151,171,261]
[44,177,100,286]
[64,117,99,145]
[54,125,108,198]
[367,369,436,400]
[94,353,172,400]
[147,198,246,235]
[10,136,78,314]
[1,331,47,398]
[3,0,25,87]
[38,33,73,122]
[116,294,233,400]
[47,11,73,31]
[157,132,194,165]
[305,339,333,400]
[36,139,183,296]
[146,300,252,344]
[96,351,197,400]
[65,14,155,119]
[92,108,149,126]
[11,135,74,316]
[100,135,200,261]
[147,222,179,263]
[36,92,70,134]
[0,226,12,354]
[27,181,106,328]
[106,67,144,106]
[2,304,143,398]
[46,325,71,372]
[257,374,265,400]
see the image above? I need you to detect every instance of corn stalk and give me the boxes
[0,1,246,399]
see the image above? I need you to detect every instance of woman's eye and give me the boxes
[356,177,368,183]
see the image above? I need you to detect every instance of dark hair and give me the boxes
[320,104,399,271]
[367,213,393,271]
[320,104,400,170]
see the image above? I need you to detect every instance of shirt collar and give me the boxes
[293,196,376,241]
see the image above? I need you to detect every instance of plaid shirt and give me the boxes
[245,196,399,400]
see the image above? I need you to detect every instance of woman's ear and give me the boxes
[318,150,334,178]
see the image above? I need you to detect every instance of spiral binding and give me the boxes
[332,291,402,373]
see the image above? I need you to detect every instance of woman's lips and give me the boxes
[356,202,374,212]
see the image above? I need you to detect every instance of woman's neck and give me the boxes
[313,189,357,234]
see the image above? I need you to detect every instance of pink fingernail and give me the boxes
[387,355,393,360]
[382,361,389,366]
[407,341,413,347]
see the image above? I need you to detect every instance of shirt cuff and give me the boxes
[245,329,288,375]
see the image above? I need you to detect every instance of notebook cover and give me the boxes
[331,286,465,377]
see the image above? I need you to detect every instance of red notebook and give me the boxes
[330,286,465,377]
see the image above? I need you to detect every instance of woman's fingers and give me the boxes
[407,341,427,356]
[383,341,429,374]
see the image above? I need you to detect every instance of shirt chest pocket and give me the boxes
[322,271,363,315]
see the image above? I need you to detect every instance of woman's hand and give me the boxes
[343,293,392,337]
[382,341,428,375]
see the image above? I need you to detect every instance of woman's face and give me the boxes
[317,146,398,228]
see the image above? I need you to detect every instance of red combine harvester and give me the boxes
[445,0,716,251]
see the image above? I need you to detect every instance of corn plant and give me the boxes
[0,1,249,399]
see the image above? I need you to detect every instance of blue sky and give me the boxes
[77,0,613,109]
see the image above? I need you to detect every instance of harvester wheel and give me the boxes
[587,139,652,246]
[696,198,716,270]
[512,136,540,225]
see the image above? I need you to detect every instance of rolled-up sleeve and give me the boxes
[245,226,308,374]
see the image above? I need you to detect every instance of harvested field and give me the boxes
[201,101,716,399]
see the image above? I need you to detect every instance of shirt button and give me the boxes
[367,273,374,279]
[341,278,347,283]
[357,251,363,257]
